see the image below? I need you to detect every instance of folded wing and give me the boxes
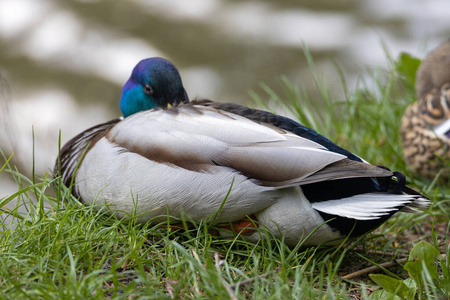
[107,105,392,188]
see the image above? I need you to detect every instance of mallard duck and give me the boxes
[55,57,428,247]
[401,40,450,180]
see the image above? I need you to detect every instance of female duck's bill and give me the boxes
[55,57,429,247]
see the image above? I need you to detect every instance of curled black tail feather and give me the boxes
[391,172,406,194]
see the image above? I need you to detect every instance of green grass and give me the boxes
[1,50,449,299]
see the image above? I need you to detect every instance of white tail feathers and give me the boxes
[311,193,428,220]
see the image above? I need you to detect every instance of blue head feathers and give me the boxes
[120,57,189,117]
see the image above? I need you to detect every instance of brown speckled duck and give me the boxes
[401,40,450,180]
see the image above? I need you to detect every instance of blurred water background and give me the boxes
[1,0,450,202]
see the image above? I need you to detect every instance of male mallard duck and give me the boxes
[55,57,428,247]
[401,40,450,180]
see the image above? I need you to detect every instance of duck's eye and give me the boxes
[144,84,153,95]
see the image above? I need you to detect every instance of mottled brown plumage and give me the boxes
[416,40,450,99]
[401,40,450,180]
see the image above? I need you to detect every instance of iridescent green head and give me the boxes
[120,57,189,117]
